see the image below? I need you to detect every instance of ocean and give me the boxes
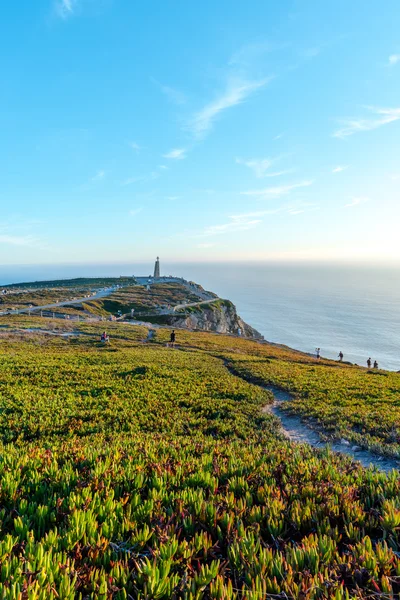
[1,261,399,371]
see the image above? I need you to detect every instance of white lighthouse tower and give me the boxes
[154,256,160,279]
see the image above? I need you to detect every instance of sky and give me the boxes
[1,0,400,265]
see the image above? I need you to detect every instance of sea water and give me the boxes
[0,262,399,371]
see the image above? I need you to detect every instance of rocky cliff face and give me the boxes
[165,300,263,339]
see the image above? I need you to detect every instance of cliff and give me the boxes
[145,299,263,339]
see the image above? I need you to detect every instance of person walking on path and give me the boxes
[367,357,372,369]
[315,347,320,359]
[169,330,176,348]
[338,351,344,362]
[374,360,379,369]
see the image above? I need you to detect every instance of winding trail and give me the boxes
[225,362,400,473]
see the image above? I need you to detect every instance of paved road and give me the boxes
[1,286,119,316]
[1,278,218,318]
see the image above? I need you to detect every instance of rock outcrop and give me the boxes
[162,300,263,339]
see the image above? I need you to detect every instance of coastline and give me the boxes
[1,267,399,371]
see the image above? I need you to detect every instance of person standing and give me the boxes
[170,330,176,348]
[338,351,344,362]
[367,357,372,369]
[315,347,321,359]
[373,360,379,369]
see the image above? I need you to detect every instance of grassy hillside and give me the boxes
[0,320,399,598]
[87,283,203,316]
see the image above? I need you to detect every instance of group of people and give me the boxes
[367,357,379,369]
[316,347,379,369]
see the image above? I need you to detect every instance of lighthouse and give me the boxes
[154,256,160,279]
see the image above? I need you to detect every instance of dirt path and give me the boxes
[224,362,399,473]
[0,327,82,338]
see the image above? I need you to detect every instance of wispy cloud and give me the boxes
[163,148,186,160]
[301,47,321,59]
[229,41,289,67]
[189,77,271,139]
[129,141,140,152]
[129,207,143,217]
[231,203,317,221]
[201,214,262,237]
[287,208,304,215]
[193,200,318,240]
[345,196,369,208]
[165,196,180,201]
[230,209,279,220]
[241,180,313,199]
[0,234,40,247]
[332,165,348,173]
[0,219,45,248]
[333,106,400,138]
[91,169,105,182]
[151,77,186,105]
[55,0,77,18]
[236,156,292,178]
[389,54,400,66]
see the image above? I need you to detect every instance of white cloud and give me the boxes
[236,157,272,177]
[345,196,369,208]
[151,78,186,105]
[273,133,284,140]
[332,165,348,173]
[55,0,77,18]
[163,148,186,160]
[192,202,319,240]
[333,106,400,138]
[189,77,270,139]
[165,196,180,201]
[302,47,320,58]
[129,142,140,152]
[229,41,279,66]
[236,156,292,178]
[230,209,279,220]
[241,180,314,199]
[159,165,168,170]
[202,214,262,237]
[122,176,141,186]
[231,203,317,221]
[389,54,400,66]
[129,208,143,217]
[0,234,40,247]
[92,169,105,182]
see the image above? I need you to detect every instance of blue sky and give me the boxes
[1,0,400,264]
